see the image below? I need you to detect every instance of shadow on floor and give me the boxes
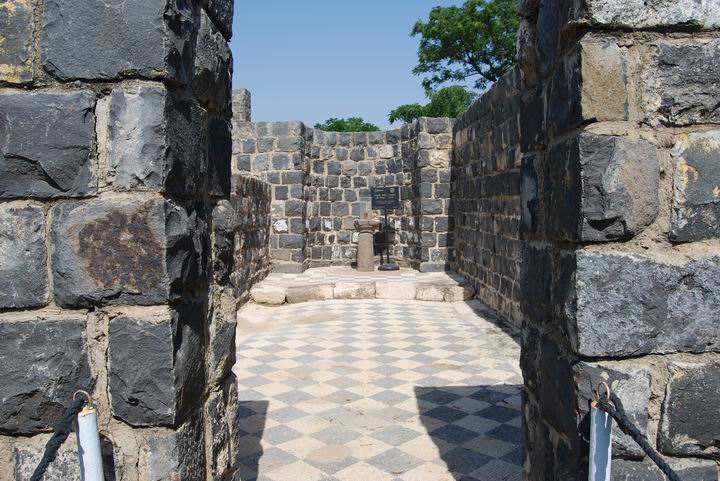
[234,400,269,481]
[415,385,524,481]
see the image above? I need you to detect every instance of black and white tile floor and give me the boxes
[233,300,523,481]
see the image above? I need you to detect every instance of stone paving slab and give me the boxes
[234,300,522,481]
[251,267,474,306]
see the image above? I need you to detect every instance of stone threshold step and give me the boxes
[251,281,475,306]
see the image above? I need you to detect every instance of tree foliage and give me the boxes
[313,117,380,132]
[388,86,477,124]
[412,0,520,91]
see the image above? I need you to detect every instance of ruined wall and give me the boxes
[231,112,454,272]
[0,1,242,480]
[451,72,523,324]
[512,1,720,479]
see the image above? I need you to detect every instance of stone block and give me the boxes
[575,362,651,457]
[334,282,375,299]
[660,362,720,458]
[193,11,232,113]
[14,444,80,481]
[51,196,208,308]
[204,0,234,39]
[207,287,237,386]
[670,131,720,241]
[547,134,659,241]
[204,376,237,481]
[0,0,34,84]
[286,284,333,303]
[250,285,286,305]
[569,0,720,29]
[415,284,446,301]
[207,116,232,198]
[41,0,195,82]
[0,313,92,433]
[0,204,48,309]
[376,281,417,300]
[106,84,210,195]
[109,303,205,427]
[420,199,444,215]
[139,410,205,481]
[444,285,475,302]
[611,458,719,481]
[278,233,303,249]
[643,38,720,126]
[564,251,720,357]
[0,90,96,198]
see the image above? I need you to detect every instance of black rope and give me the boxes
[30,399,86,481]
[596,392,682,481]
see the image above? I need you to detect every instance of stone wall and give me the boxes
[511,1,720,480]
[0,1,245,480]
[232,113,454,272]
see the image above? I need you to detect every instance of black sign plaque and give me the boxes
[371,187,400,210]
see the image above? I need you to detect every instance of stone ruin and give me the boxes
[0,0,718,480]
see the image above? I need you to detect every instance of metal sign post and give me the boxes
[371,187,400,271]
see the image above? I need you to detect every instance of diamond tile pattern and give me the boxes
[234,300,523,481]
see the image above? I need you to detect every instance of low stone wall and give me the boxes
[231,113,454,272]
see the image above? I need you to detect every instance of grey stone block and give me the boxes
[420,199,444,215]
[0,91,96,198]
[207,288,237,386]
[139,410,206,480]
[0,0,33,84]
[660,362,720,458]
[204,0,234,39]
[51,196,208,308]
[0,314,92,433]
[106,85,209,195]
[611,458,719,481]
[15,445,80,481]
[644,39,720,126]
[41,0,195,82]
[207,116,232,198]
[109,303,205,427]
[278,234,303,249]
[571,0,720,29]
[548,134,659,241]
[0,204,48,309]
[575,362,651,458]
[193,11,232,113]
[565,251,720,357]
[671,131,720,241]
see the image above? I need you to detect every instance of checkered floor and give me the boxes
[234,300,523,481]
[261,267,468,287]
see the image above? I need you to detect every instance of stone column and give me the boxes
[0,1,237,480]
[354,218,381,271]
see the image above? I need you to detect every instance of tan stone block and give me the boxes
[334,282,375,300]
[415,284,446,302]
[250,285,286,305]
[375,281,416,300]
[286,284,334,304]
[444,286,475,302]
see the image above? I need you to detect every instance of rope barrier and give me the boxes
[595,391,683,481]
[30,398,86,481]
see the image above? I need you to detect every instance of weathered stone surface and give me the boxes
[250,285,286,305]
[660,362,720,458]
[415,284,446,301]
[139,411,205,481]
[570,0,720,29]
[612,458,719,481]
[0,204,48,308]
[14,444,80,481]
[204,0,234,39]
[286,284,334,304]
[376,281,417,300]
[333,282,375,299]
[548,134,659,241]
[444,285,475,302]
[0,0,34,84]
[207,116,232,198]
[207,288,237,386]
[41,0,195,82]
[0,91,95,198]
[205,376,237,481]
[575,362,651,457]
[643,38,720,126]
[193,11,232,113]
[671,131,720,242]
[0,314,92,433]
[52,196,208,308]
[565,251,720,357]
[109,304,205,427]
[233,89,251,122]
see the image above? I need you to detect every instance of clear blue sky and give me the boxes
[230,0,463,129]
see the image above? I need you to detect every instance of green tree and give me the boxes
[412,0,520,91]
[314,117,380,132]
[388,85,477,124]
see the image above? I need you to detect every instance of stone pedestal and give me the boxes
[354,219,381,271]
